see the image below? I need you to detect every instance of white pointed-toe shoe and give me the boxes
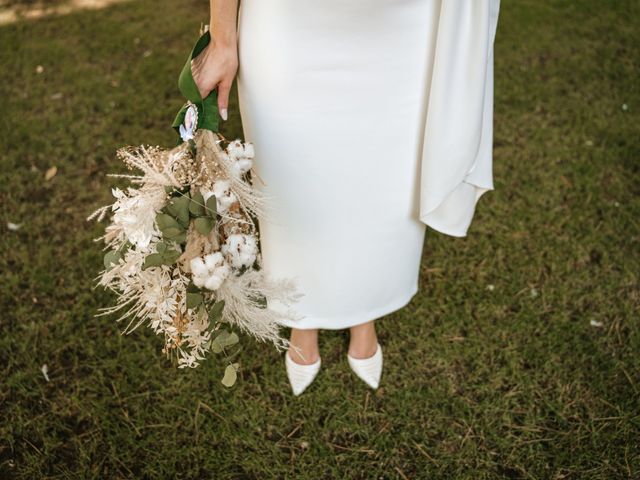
[285,350,321,396]
[347,342,383,389]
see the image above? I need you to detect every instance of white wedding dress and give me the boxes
[237,0,500,330]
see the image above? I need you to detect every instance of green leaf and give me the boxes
[186,292,204,309]
[161,249,182,265]
[142,252,164,269]
[205,194,217,218]
[218,330,239,347]
[210,341,222,354]
[224,331,240,347]
[189,191,205,216]
[156,212,182,230]
[167,195,191,227]
[208,299,225,321]
[210,328,239,354]
[186,280,200,293]
[156,241,168,253]
[162,226,184,238]
[221,363,239,388]
[103,250,122,269]
[170,232,187,244]
[194,216,215,235]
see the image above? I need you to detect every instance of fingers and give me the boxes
[217,81,232,121]
[189,44,236,122]
[190,52,211,99]
[191,69,210,100]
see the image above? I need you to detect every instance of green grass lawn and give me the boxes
[1,0,638,478]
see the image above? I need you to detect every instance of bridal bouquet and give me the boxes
[87,28,303,385]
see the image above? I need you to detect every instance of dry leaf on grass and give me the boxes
[44,166,57,180]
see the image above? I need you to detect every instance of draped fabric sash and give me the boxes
[418,0,501,237]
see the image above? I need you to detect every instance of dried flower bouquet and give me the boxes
[86,27,303,385]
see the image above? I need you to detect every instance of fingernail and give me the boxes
[221,108,228,121]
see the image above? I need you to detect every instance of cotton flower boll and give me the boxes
[192,271,207,288]
[237,157,253,174]
[225,140,255,177]
[243,142,255,159]
[230,157,253,177]
[204,251,224,270]
[189,252,231,291]
[190,257,209,288]
[211,180,237,214]
[204,263,231,290]
[204,275,223,291]
[226,139,245,160]
[222,233,258,269]
[190,256,209,277]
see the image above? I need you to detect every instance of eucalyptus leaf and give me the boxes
[208,299,225,321]
[194,216,214,235]
[186,292,204,309]
[217,330,239,348]
[103,250,121,269]
[205,195,217,218]
[210,328,239,354]
[225,332,240,347]
[221,363,238,388]
[189,191,205,216]
[167,195,191,227]
[171,232,187,244]
[162,226,184,238]
[210,341,223,354]
[156,212,181,230]
[161,249,182,265]
[142,253,164,270]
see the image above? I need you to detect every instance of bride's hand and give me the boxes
[191,40,238,121]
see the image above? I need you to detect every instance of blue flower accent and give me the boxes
[180,103,198,142]
[179,123,194,142]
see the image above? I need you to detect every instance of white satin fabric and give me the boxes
[418,0,500,236]
[237,0,500,330]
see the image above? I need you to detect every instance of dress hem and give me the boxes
[275,283,421,331]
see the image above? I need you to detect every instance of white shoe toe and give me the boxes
[347,342,383,389]
[285,350,321,396]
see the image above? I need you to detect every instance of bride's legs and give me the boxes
[288,327,320,365]
[348,320,378,359]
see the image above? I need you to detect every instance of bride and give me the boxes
[192,0,500,396]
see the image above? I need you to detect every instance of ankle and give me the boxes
[288,328,320,365]
[348,321,378,359]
